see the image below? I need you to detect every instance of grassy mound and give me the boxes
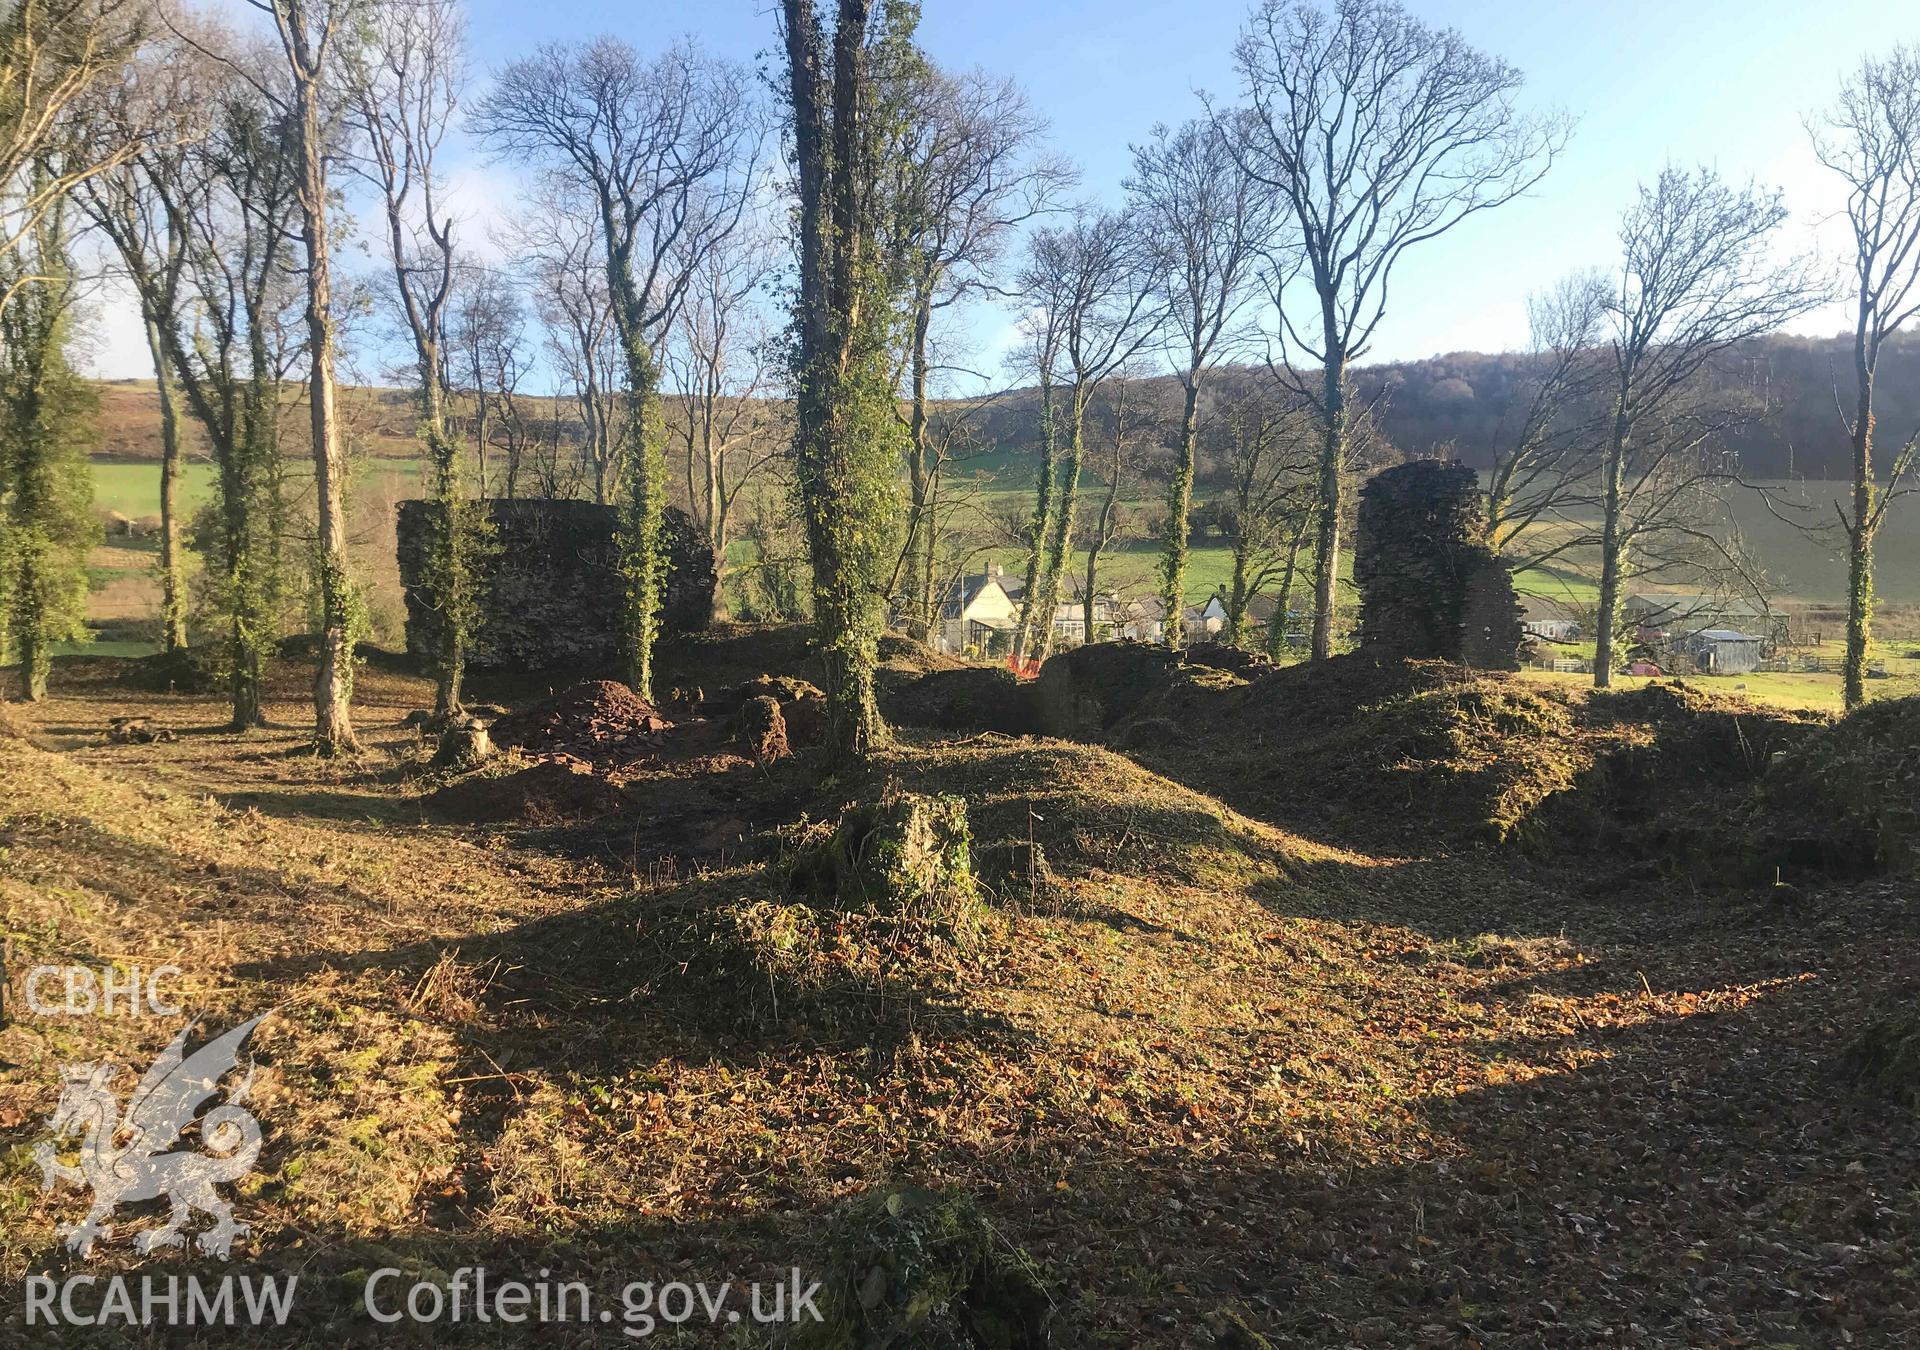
[874,734,1349,892]
[1559,682,1825,872]
[1114,656,1829,863]
[1117,656,1585,853]
[479,734,1350,1049]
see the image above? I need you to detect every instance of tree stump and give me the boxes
[733,695,790,765]
[432,715,495,769]
[787,791,977,918]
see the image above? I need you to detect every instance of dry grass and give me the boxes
[1,647,1917,1344]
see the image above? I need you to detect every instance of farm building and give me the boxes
[1685,628,1767,674]
[1624,593,1786,645]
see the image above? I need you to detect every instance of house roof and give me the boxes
[941,572,1011,619]
[1624,593,1766,619]
[1694,629,1763,643]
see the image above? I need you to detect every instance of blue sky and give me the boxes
[90,0,1914,387]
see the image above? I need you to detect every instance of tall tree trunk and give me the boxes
[1012,380,1057,665]
[9,385,50,701]
[701,391,731,617]
[904,297,933,644]
[1592,396,1631,691]
[1309,345,1347,661]
[784,0,889,763]
[1032,394,1086,663]
[1160,373,1201,649]
[1226,546,1250,646]
[1083,421,1124,643]
[423,377,464,717]
[609,262,662,701]
[290,46,360,755]
[1266,522,1305,657]
[1843,348,1875,710]
[144,314,188,655]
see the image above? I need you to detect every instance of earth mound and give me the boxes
[1114,655,1581,852]
[490,680,670,763]
[1032,641,1182,739]
[1114,656,1829,862]
[1762,695,1920,873]
[881,665,1038,734]
[426,757,632,824]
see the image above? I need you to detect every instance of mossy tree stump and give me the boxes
[788,791,978,921]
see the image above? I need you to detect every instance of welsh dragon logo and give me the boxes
[32,1014,268,1260]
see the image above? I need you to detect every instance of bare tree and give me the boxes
[1011,204,1163,665]
[339,0,471,715]
[445,259,528,497]
[71,38,205,656]
[887,65,1068,643]
[1586,166,1827,688]
[1079,367,1163,643]
[1208,387,1315,645]
[1483,273,1608,572]
[0,0,149,301]
[151,50,302,730]
[661,215,784,612]
[505,191,625,504]
[475,37,758,699]
[1128,115,1278,648]
[212,0,364,753]
[1811,47,1920,708]
[1230,0,1568,659]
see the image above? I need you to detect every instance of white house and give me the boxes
[933,566,1020,655]
[1523,618,1581,643]
[1190,592,1229,641]
[1112,595,1168,643]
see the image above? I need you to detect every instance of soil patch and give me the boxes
[490,680,670,765]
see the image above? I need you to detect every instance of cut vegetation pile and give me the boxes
[489,678,670,764]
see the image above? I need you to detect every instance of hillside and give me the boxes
[91,331,1919,481]
[954,331,1920,483]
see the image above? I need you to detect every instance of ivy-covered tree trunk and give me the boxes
[1082,440,1123,644]
[0,207,93,703]
[1030,395,1087,664]
[143,314,188,655]
[1011,380,1057,666]
[1265,522,1305,658]
[610,279,664,703]
[1159,377,1201,649]
[783,0,902,765]
[286,16,359,756]
[903,300,935,644]
[423,400,467,717]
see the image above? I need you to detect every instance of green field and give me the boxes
[90,456,431,520]
[77,453,1919,703]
